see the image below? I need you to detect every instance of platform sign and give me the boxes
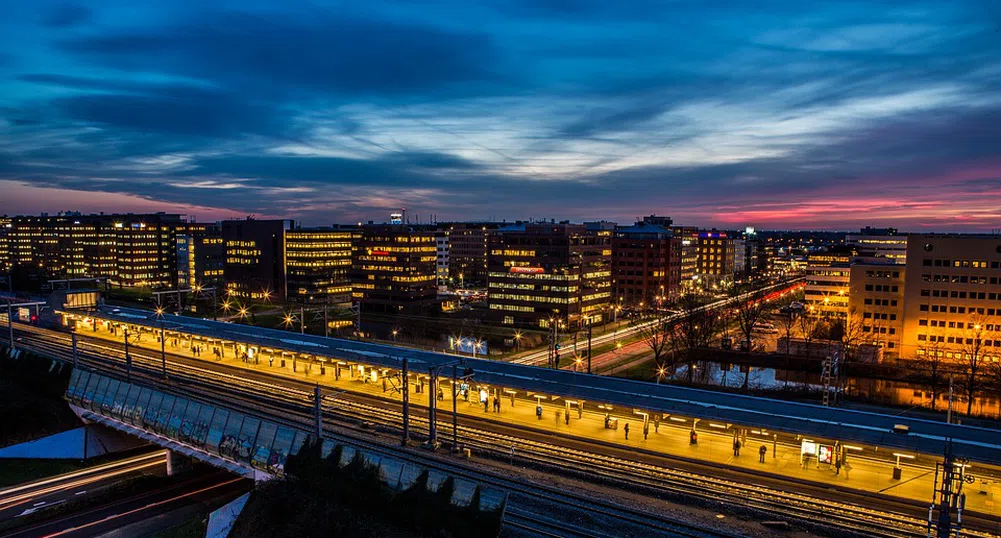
[817,444,834,465]
[800,440,817,456]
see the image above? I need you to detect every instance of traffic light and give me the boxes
[29,314,38,325]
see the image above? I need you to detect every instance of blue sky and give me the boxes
[1,0,1000,229]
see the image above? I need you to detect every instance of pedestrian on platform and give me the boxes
[493,397,501,413]
[483,398,489,413]
[643,424,649,440]
[623,423,630,440]
[835,455,842,475]
[759,444,767,463]
[555,410,560,425]
[733,438,741,457]
[654,416,660,433]
[437,388,444,401]
[564,409,570,426]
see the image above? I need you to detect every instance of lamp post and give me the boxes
[156,307,166,378]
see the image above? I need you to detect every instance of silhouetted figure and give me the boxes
[759,444,767,463]
[624,423,630,440]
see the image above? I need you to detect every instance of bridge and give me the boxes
[4,305,1001,537]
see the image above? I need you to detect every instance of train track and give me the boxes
[4,327,996,538]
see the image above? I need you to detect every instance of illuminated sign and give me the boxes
[510,267,544,274]
[818,444,834,465]
[800,440,817,456]
[371,249,390,256]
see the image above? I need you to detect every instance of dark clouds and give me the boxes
[1,1,1000,229]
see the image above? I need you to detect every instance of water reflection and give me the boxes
[669,362,1001,420]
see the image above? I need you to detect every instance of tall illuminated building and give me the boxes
[487,223,612,327]
[351,224,437,312]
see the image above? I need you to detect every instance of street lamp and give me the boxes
[657,367,666,384]
[513,330,522,351]
[392,328,399,342]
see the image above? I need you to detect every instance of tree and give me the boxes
[733,284,768,354]
[670,292,721,384]
[956,315,995,416]
[635,314,674,380]
[778,311,797,353]
[914,333,950,412]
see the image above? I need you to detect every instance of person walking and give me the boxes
[643,423,649,440]
[564,409,570,426]
[759,444,767,463]
[623,423,630,440]
[733,438,741,457]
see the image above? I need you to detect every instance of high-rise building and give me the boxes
[670,225,699,289]
[487,223,612,327]
[285,225,358,304]
[176,223,225,290]
[439,223,498,286]
[222,219,292,300]
[435,232,449,287]
[804,246,853,318]
[612,220,681,308]
[0,217,10,273]
[3,213,184,288]
[696,230,736,285]
[900,234,1001,363]
[351,225,437,312]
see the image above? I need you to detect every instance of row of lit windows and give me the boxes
[489,282,578,292]
[921,319,1001,328]
[488,272,577,281]
[490,249,536,257]
[921,274,996,284]
[922,259,997,269]
[921,290,1001,300]
[490,293,574,304]
[489,304,536,312]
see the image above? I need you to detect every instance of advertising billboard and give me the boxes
[509,266,544,274]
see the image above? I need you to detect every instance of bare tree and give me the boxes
[797,313,820,357]
[669,292,721,384]
[986,358,1001,419]
[914,333,950,412]
[956,315,995,416]
[733,284,768,354]
[778,311,797,353]
[635,314,674,380]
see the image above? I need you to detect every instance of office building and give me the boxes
[849,261,905,359]
[901,234,1001,363]
[487,223,612,327]
[435,232,449,287]
[670,225,699,289]
[696,230,735,285]
[3,213,184,288]
[351,225,437,312]
[222,219,292,301]
[804,246,853,318]
[847,227,907,264]
[285,226,358,304]
[612,220,681,308]
[438,222,499,286]
[176,223,225,290]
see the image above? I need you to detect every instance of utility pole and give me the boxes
[587,322,592,374]
[6,303,13,352]
[313,385,323,440]
[928,441,967,538]
[452,364,459,451]
[947,374,954,425]
[300,306,305,334]
[427,366,438,448]
[160,322,166,377]
[124,327,132,383]
[323,305,329,338]
[401,358,409,446]
[71,332,78,369]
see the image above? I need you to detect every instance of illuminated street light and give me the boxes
[222,300,232,313]
[392,328,399,342]
[656,367,667,384]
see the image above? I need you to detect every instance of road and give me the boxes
[552,280,805,374]
[4,470,248,538]
[0,451,167,522]
[508,278,804,367]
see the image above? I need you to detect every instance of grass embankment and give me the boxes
[0,347,80,449]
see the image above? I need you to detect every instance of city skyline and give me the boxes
[2,1,1000,230]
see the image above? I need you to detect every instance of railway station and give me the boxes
[55,305,1001,519]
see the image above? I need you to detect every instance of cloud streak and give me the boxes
[0,0,999,230]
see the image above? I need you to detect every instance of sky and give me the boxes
[1,1,1000,230]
